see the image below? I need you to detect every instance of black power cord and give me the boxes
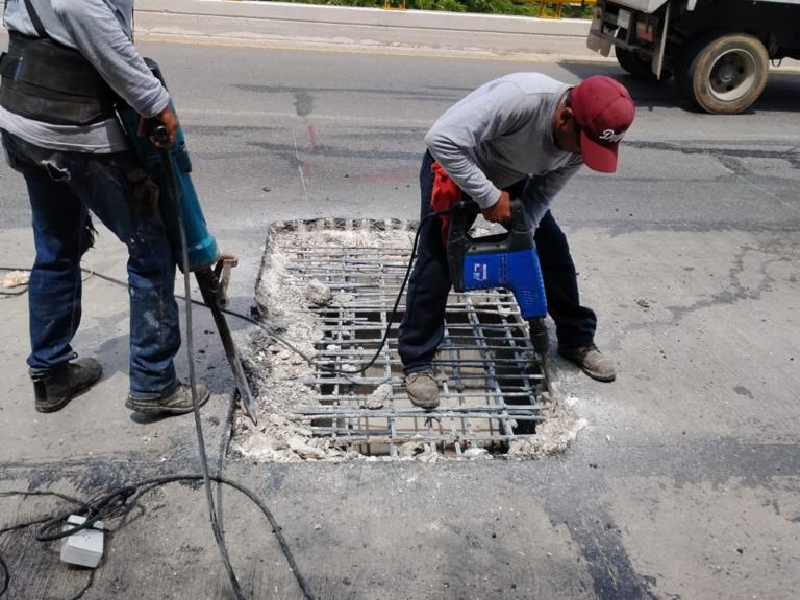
[0,491,85,599]
[0,162,324,599]
[0,207,449,378]
[239,208,447,377]
[0,208,450,599]
[159,140,250,600]
[0,474,315,600]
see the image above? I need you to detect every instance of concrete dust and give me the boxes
[507,396,587,459]
[464,448,492,460]
[234,413,362,461]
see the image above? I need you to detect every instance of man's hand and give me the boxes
[137,104,179,149]
[482,191,511,225]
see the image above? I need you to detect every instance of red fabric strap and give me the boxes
[430,161,462,244]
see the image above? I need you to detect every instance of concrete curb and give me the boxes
[134,1,800,69]
[135,0,602,59]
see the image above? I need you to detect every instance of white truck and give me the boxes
[586,0,800,114]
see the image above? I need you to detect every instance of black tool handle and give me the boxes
[507,198,529,234]
[150,124,171,148]
[450,197,529,233]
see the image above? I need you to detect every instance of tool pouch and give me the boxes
[127,167,163,224]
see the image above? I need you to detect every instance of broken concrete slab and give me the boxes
[232,218,579,462]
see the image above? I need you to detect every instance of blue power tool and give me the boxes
[118,59,258,424]
[447,199,553,394]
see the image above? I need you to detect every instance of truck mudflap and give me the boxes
[651,4,670,77]
[586,1,670,78]
[587,5,613,56]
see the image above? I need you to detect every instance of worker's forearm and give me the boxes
[425,133,502,209]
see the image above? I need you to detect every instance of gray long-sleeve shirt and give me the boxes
[424,73,583,227]
[0,0,169,153]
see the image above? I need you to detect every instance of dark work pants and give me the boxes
[2,131,181,399]
[397,151,597,374]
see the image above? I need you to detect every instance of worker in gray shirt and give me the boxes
[0,0,209,415]
[398,74,635,408]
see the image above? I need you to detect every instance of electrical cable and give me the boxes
[0,268,340,372]
[318,210,437,376]
[0,207,456,598]
[0,157,323,599]
[2,261,335,375]
[0,474,316,600]
[160,142,249,600]
[0,265,90,298]
[212,209,444,378]
[0,491,83,598]
[0,207,450,379]
[0,283,28,297]
[0,556,7,598]
[0,490,81,505]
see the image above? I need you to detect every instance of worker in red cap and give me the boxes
[398,74,636,409]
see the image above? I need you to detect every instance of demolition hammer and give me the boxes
[446,198,553,395]
[117,59,258,425]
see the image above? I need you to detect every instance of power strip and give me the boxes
[59,516,104,568]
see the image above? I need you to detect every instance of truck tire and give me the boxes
[617,47,656,80]
[676,32,769,115]
[615,30,670,81]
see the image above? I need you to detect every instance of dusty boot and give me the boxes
[32,358,103,413]
[405,370,440,409]
[559,345,616,382]
[126,382,211,415]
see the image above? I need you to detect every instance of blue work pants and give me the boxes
[2,132,180,399]
[398,151,597,373]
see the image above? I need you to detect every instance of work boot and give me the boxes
[125,382,211,415]
[405,370,440,410]
[559,345,616,382]
[32,358,103,413]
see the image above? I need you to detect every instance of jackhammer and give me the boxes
[446,198,553,397]
[118,59,257,425]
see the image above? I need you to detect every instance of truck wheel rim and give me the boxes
[708,49,757,102]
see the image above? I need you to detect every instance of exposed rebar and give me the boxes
[272,220,548,457]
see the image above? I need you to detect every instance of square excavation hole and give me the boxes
[231,219,579,462]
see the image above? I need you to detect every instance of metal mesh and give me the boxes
[274,219,547,458]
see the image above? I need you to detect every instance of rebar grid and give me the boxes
[272,220,547,458]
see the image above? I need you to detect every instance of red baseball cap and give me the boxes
[571,76,635,173]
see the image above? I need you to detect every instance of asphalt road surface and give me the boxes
[1,41,798,600]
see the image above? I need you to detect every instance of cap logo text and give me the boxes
[599,129,625,143]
